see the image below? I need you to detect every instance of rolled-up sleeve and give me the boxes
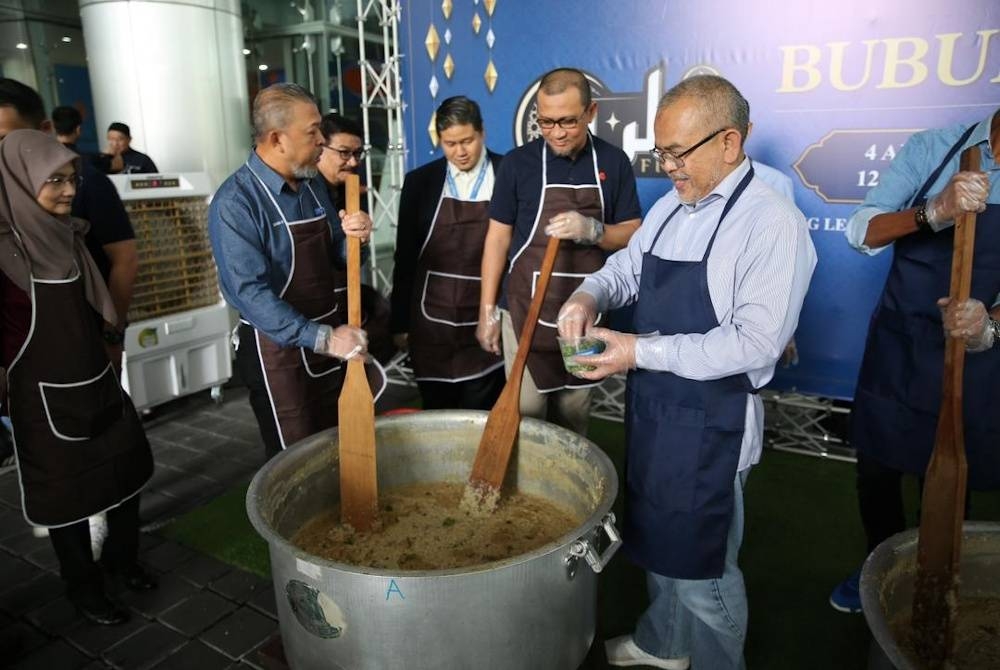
[209,191,318,350]
[845,132,930,256]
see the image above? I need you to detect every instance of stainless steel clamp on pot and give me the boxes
[565,512,622,577]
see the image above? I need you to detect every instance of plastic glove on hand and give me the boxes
[476,304,501,355]
[557,292,598,339]
[325,324,369,360]
[937,297,993,352]
[544,210,602,244]
[572,326,636,380]
[925,171,990,231]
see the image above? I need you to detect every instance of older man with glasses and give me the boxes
[477,67,641,436]
[558,75,816,669]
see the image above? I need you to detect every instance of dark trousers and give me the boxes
[856,452,971,554]
[235,323,283,461]
[48,493,140,596]
[416,368,505,411]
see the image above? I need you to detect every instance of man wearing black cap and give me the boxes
[106,122,158,174]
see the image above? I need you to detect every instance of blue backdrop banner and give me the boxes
[400,0,1000,399]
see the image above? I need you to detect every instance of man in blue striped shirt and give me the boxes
[558,75,816,670]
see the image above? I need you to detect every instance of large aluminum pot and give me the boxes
[246,410,621,670]
[860,522,1000,669]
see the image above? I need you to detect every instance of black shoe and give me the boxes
[71,590,130,626]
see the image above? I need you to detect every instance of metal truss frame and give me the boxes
[761,390,855,462]
[356,0,406,292]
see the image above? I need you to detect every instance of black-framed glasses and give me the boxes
[536,115,585,131]
[42,174,83,188]
[323,145,367,162]
[651,128,727,169]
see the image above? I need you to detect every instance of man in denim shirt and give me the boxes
[209,83,373,461]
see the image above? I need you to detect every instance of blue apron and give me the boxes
[851,126,1000,489]
[623,167,755,580]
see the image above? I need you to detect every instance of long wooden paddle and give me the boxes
[465,235,562,512]
[910,145,980,667]
[338,174,378,531]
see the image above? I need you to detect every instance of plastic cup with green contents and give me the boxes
[557,335,606,375]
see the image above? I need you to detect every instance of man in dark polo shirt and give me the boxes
[477,67,641,436]
[106,121,158,174]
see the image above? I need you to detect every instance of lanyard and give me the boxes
[446,156,489,200]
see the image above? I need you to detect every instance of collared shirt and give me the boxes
[208,150,342,350]
[489,135,641,307]
[578,158,817,471]
[446,149,495,201]
[846,113,999,255]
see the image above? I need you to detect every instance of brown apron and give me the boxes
[507,141,606,392]
[7,271,152,527]
[246,176,383,450]
[409,186,504,382]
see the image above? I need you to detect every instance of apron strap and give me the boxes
[908,124,978,207]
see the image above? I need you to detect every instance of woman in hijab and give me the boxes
[0,130,155,626]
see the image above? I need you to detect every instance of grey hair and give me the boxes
[252,83,318,141]
[657,75,750,138]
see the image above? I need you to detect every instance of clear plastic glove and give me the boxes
[937,297,994,352]
[544,210,603,245]
[476,303,501,355]
[393,332,409,353]
[339,210,373,243]
[571,326,636,380]
[316,324,368,360]
[925,171,990,231]
[557,292,598,339]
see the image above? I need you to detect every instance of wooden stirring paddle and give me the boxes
[465,235,562,513]
[338,174,378,531]
[910,145,980,667]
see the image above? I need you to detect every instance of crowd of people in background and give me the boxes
[0,64,996,670]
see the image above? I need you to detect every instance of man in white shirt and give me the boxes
[389,96,505,409]
[558,75,816,670]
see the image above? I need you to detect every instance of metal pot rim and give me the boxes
[859,521,1000,670]
[246,410,619,578]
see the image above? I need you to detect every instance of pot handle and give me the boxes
[565,513,621,574]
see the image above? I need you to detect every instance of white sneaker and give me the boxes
[89,513,108,561]
[605,635,691,670]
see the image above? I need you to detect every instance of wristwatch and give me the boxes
[102,327,125,345]
[914,204,931,233]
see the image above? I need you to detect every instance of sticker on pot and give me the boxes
[286,579,346,639]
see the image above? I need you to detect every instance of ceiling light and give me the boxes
[242,48,251,55]
[258,64,269,71]
[15,43,27,50]
[61,36,72,43]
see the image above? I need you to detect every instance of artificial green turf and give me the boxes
[159,417,1000,669]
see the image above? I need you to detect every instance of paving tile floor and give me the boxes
[0,380,618,670]
[0,381,426,670]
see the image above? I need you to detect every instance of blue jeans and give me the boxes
[634,470,749,670]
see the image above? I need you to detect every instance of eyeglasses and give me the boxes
[651,128,727,169]
[536,115,586,131]
[323,145,367,162]
[42,174,83,188]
